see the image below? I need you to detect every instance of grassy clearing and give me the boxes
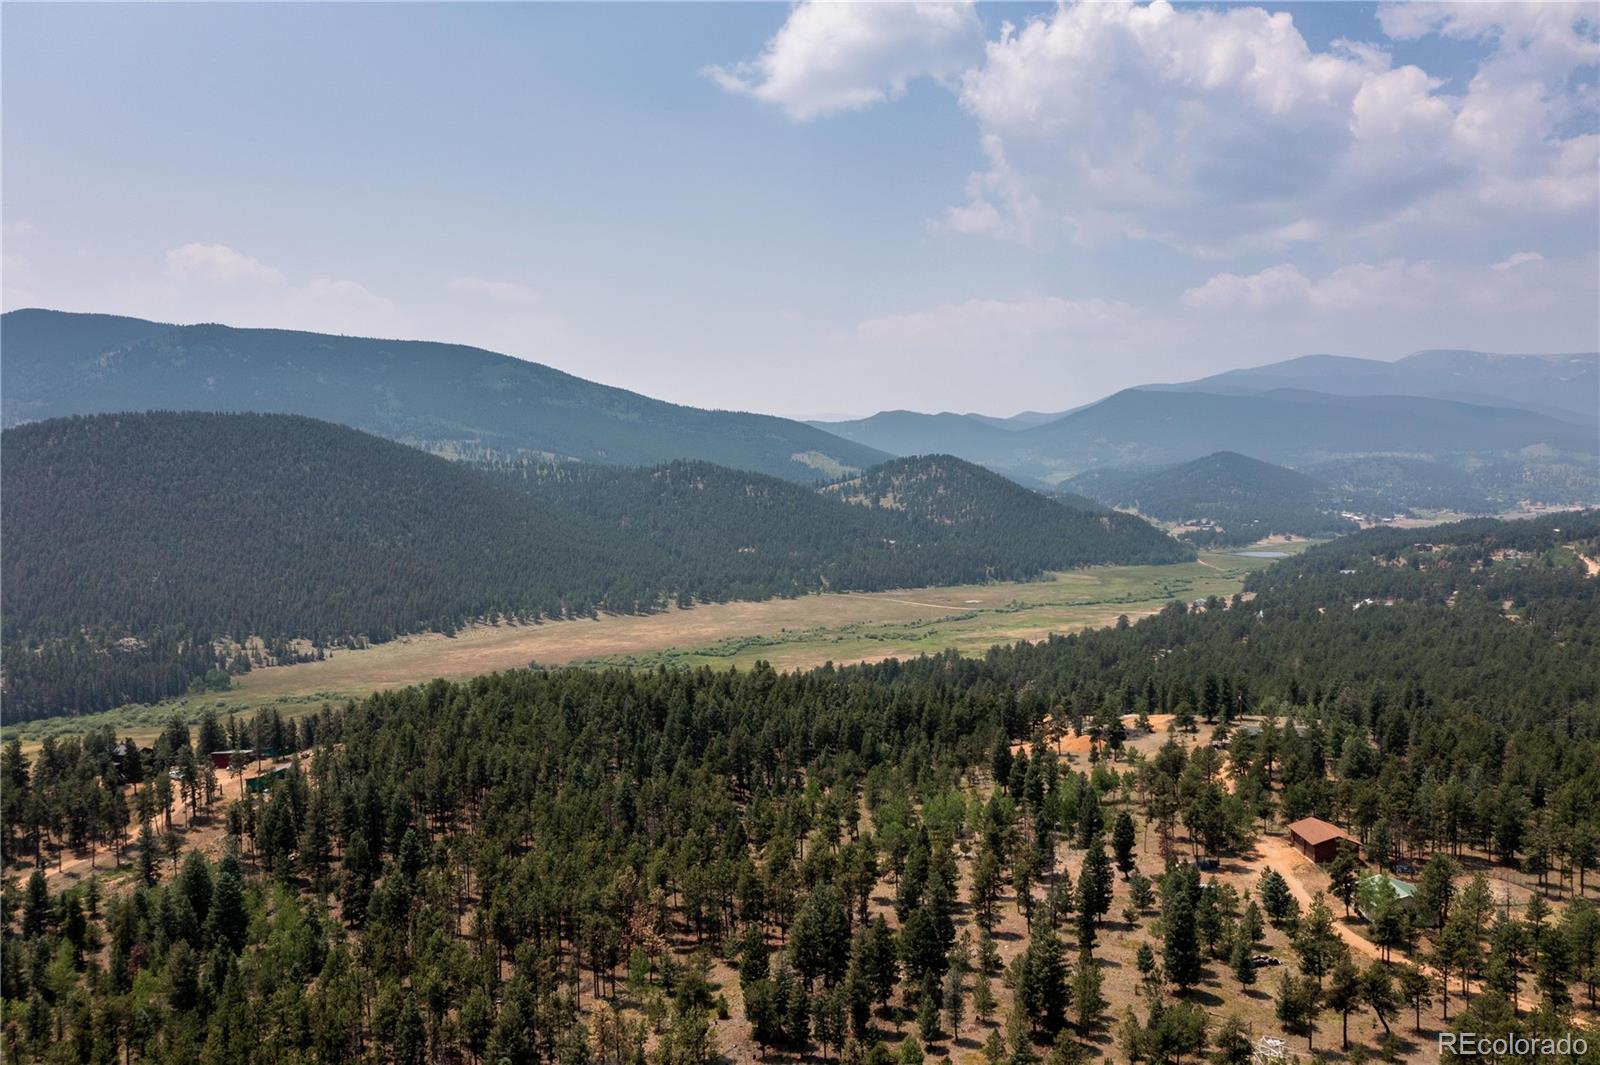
[4,546,1305,749]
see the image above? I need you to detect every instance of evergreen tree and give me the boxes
[1071,949,1105,1036]
[1257,871,1295,928]
[942,966,965,1040]
[1210,1015,1252,1065]
[1324,956,1362,1050]
[1395,963,1432,1032]
[1274,971,1321,1051]
[1292,894,1345,988]
[1327,846,1360,917]
[1229,934,1257,989]
[1020,921,1070,1037]
[1161,863,1203,992]
[1112,812,1137,878]
[1361,961,1398,1036]
[207,858,249,955]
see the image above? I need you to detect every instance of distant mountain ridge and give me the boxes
[817,386,1596,486]
[1016,387,1595,472]
[8,309,1594,505]
[0,309,888,481]
[1147,348,1599,424]
[808,410,1027,463]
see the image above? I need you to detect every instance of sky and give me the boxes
[4,2,1597,420]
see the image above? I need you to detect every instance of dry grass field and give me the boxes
[4,547,1302,749]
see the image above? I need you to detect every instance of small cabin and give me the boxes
[1286,816,1356,864]
[210,749,254,771]
[1356,875,1418,920]
[245,764,292,794]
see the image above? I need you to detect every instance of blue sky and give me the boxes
[4,2,1596,418]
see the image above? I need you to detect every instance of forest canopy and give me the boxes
[1,413,1189,719]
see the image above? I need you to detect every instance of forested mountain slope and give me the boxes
[0,309,887,481]
[2,416,1186,719]
[1242,510,1600,615]
[0,413,656,718]
[3,511,1596,1064]
[494,455,1190,604]
[1065,451,1360,545]
[822,454,1184,563]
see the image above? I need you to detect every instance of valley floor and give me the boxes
[5,549,1300,748]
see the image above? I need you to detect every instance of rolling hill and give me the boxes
[1064,451,1359,545]
[0,309,887,482]
[821,454,1186,565]
[2,414,1188,719]
[491,453,1189,601]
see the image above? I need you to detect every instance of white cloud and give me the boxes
[825,251,1599,412]
[439,276,564,357]
[1493,250,1544,272]
[1182,254,1597,317]
[937,133,1044,242]
[446,276,541,306]
[286,278,400,334]
[984,3,1593,252]
[1181,264,1316,312]
[109,243,408,338]
[19,242,572,363]
[705,1,983,121]
[817,292,1174,413]
[719,1,1596,258]
[165,242,285,287]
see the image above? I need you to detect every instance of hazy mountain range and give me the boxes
[816,387,1595,482]
[4,309,1595,506]
[0,309,888,482]
[1146,349,1600,423]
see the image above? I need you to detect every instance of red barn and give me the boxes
[1287,817,1355,864]
[210,749,254,771]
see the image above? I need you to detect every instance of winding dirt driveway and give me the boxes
[1248,834,1383,960]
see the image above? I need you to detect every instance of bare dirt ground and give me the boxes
[1247,834,1382,961]
[15,753,310,894]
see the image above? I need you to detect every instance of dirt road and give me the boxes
[1249,834,1383,960]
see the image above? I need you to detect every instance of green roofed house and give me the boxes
[245,763,292,794]
[1356,874,1417,921]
